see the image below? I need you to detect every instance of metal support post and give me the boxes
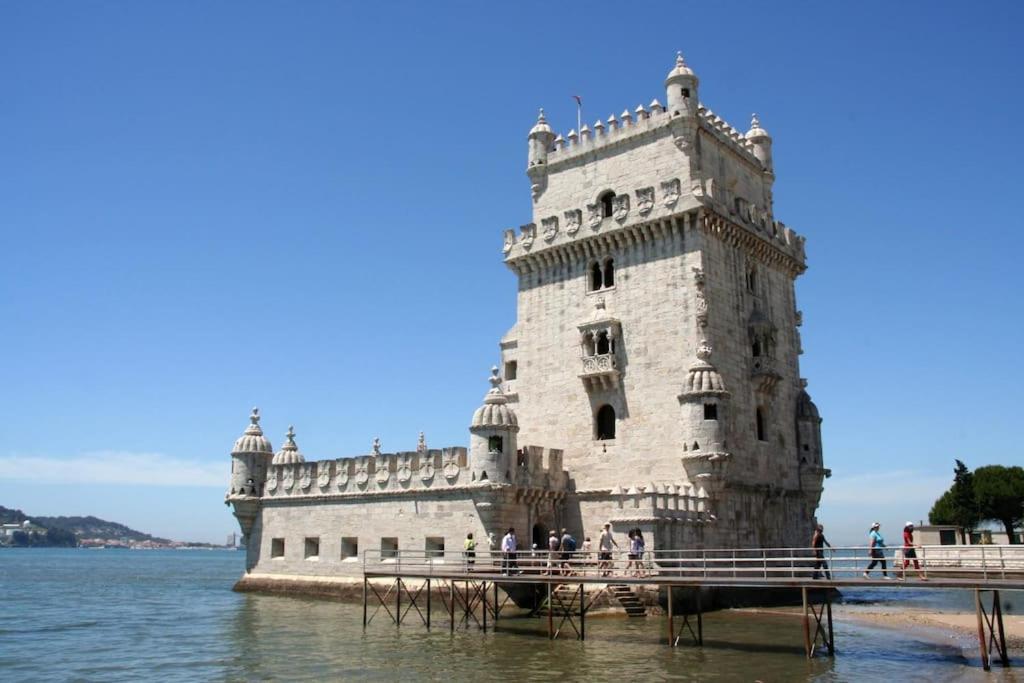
[426,579,431,630]
[396,578,401,628]
[482,581,487,633]
[668,585,675,646]
[579,583,585,641]
[449,580,455,634]
[802,587,812,659]
[362,577,368,628]
[547,582,554,639]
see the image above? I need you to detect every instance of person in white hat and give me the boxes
[900,522,927,580]
[863,522,891,579]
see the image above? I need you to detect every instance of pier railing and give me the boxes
[362,544,1024,582]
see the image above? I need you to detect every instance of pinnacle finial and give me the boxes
[286,425,296,442]
[696,340,713,361]
[417,431,427,453]
[537,107,546,122]
[676,51,686,67]
[489,365,502,389]
[250,407,260,425]
[751,113,761,128]
[372,437,382,455]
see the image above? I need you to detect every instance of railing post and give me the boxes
[981,545,987,581]
[702,550,707,578]
[762,549,767,579]
[790,548,795,579]
[998,545,1005,580]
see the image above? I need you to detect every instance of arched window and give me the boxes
[590,262,603,291]
[600,191,615,218]
[752,339,762,358]
[582,331,596,356]
[596,405,616,440]
[603,258,614,287]
[596,331,610,355]
[755,408,766,442]
[746,267,757,294]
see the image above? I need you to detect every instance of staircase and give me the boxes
[538,584,585,615]
[608,584,647,617]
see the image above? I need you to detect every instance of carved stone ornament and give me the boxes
[335,460,350,489]
[283,467,295,491]
[520,223,536,250]
[692,267,708,328]
[420,458,435,483]
[299,464,312,490]
[636,187,654,215]
[317,463,330,488]
[443,451,460,481]
[542,215,559,242]
[612,194,630,221]
[502,229,515,255]
[372,437,382,456]
[661,178,681,207]
[266,468,279,493]
[587,203,602,230]
[564,209,582,235]
[355,459,369,487]
[375,462,390,485]
[417,432,427,453]
[397,455,412,484]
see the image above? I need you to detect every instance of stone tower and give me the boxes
[499,53,828,549]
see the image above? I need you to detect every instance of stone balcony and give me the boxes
[579,353,620,391]
[751,356,782,395]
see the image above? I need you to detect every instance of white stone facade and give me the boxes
[226,53,828,587]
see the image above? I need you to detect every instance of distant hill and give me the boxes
[0,505,171,544]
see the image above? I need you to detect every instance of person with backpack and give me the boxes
[560,528,577,575]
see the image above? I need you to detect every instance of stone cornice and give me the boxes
[700,210,807,278]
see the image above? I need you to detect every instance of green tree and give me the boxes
[973,465,1024,544]
[929,459,979,543]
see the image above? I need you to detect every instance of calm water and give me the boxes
[0,549,1015,681]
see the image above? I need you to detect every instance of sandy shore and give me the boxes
[838,605,1024,649]
[737,603,1024,652]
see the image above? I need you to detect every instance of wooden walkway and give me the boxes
[360,546,1024,670]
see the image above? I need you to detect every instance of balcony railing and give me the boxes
[579,353,619,391]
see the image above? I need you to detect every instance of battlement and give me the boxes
[542,101,761,172]
[263,444,568,501]
[578,482,712,524]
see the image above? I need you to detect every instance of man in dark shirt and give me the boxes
[812,523,832,579]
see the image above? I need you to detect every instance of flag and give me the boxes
[572,95,582,107]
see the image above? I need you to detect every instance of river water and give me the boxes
[0,549,1014,681]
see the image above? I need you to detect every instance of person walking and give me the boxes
[811,523,831,579]
[547,529,560,575]
[501,527,518,575]
[901,522,927,580]
[863,522,891,579]
[463,532,476,572]
[559,528,576,575]
[598,523,618,577]
[625,529,637,576]
[630,529,647,577]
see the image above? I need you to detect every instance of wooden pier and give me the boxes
[362,546,1023,670]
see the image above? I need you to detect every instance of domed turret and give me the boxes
[796,382,823,467]
[527,108,556,200]
[665,51,699,118]
[469,366,519,483]
[678,341,731,459]
[745,113,773,171]
[272,426,305,465]
[229,408,274,499]
[232,407,273,455]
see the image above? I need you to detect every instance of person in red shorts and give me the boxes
[901,522,927,580]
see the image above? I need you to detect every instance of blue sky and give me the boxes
[2,2,1021,545]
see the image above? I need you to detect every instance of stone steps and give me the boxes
[608,583,647,617]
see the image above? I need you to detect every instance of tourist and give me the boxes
[632,529,647,577]
[464,532,476,572]
[582,536,593,571]
[901,522,927,580]
[625,529,637,576]
[501,527,517,575]
[547,529,560,575]
[560,528,576,575]
[811,523,831,580]
[863,522,891,579]
[598,523,618,577]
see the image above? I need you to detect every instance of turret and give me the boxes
[526,108,555,200]
[745,113,773,172]
[272,426,305,465]
[665,51,699,118]
[226,408,274,549]
[678,342,731,491]
[795,382,823,468]
[229,407,274,497]
[469,366,519,484]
